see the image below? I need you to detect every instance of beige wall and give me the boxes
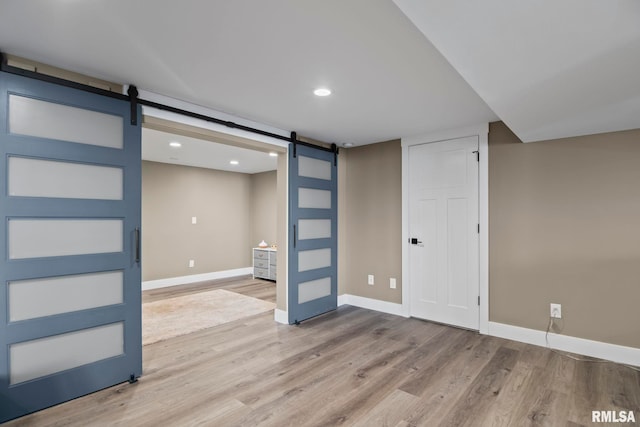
[250,171,278,248]
[144,122,640,349]
[341,140,403,303]
[141,161,277,281]
[489,122,640,348]
[338,126,640,350]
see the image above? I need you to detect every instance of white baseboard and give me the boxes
[338,294,407,317]
[275,295,639,367]
[488,321,640,367]
[274,309,288,325]
[275,295,404,325]
[141,267,253,291]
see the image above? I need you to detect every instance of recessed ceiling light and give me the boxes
[314,88,331,97]
[269,152,278,157]
[169,141,182,148]
[230,160,239,165]
[343,142,354,148]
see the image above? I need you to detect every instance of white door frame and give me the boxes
[401,123,489,334]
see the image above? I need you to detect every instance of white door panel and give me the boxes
[409,136,479,330]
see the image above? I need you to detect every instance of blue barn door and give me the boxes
[288,143,338,324]
[0,72,142,422]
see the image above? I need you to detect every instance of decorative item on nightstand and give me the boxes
[253,247,277,281]
[258,240,268,248]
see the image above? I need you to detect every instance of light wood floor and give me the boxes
[142,275,277,304]
[7,278,640,426]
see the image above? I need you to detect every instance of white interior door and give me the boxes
[408,136,479,330]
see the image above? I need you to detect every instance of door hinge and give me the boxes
[477,223,480,234]
[478,296,480,306]
[472,150,479,162]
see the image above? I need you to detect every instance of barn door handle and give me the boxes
[293,224,297,248]
[135,227,141,264]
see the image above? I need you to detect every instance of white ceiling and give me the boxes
[0,0,496,146]
[1,1,638,146]
[393,0,640,142]
[142,128,277,174]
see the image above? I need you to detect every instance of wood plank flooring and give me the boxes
[142,275,276,304]
[6,278,640,426]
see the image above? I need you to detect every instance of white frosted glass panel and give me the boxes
[10,322,124,385]
[9,271,124,322]
[298,188,331,209]
[298,277,331,304]
[9,157,123,200]
[9,95,123,149]
[298,219,331,240]
[298,248,331,272]
[9,219,123,259]
[298,156,331,180]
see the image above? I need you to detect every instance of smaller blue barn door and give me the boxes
[0,73,142,422]
[288,143,338,324]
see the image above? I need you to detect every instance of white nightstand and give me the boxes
[253,247,277,281]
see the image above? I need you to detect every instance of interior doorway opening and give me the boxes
[139,117,288,345]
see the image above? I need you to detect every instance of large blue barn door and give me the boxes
[0,72,142,422]
[288,143,338,324]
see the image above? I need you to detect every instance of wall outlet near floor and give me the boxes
[550,303,562,318]
[191,216,197,224]
[189,259,195,268]
[390,278,397,289]
[368,274,374,285]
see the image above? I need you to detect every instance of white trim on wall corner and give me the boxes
[488,322,640,368]
[274,309,288,325]
[338,294,407,318]
[141,267,253,291]
[337,294,349,307]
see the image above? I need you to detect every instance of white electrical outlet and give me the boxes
[368,275,374,285]
[192,216,197,224]
[189,259,195,268]
[550,303,562,319]
[390,278,396,289]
